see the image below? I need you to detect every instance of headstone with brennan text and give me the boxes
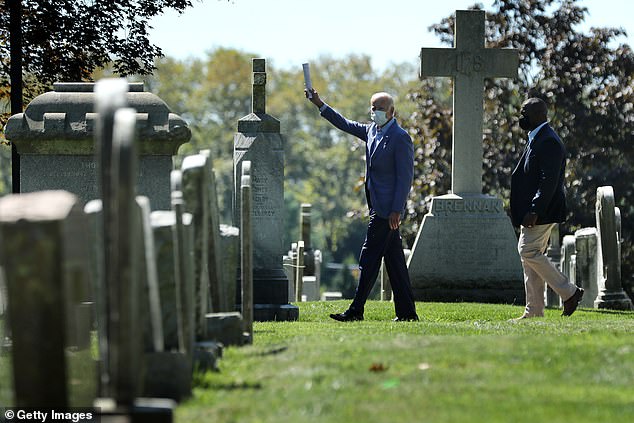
[407,10,524,303]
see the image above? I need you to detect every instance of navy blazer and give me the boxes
[320,105,414,219]
[510,123,567,227]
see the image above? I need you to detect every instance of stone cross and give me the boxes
[252,58,266,114]
[420,10,519,194]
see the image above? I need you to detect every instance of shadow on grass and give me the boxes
[248,346,288,357]
[197,380,263,390]
[580,308,634,316]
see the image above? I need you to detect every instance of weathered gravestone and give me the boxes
[240,161,254,339]
[561,235,576,287]
[0,190,95,407]
[150,210,195,357]
[91,80,174,420]
[181,155,212,338]
[574,227,599,308]
[0,272,6,317]
[200,149,228,312]
[283,243,298,301]
[219,224,240,312]
[408,10,524,303]
[148,209,195,400]
[3,81,190,210]
[86,196,182,400]
[171,170,222,368]
[594,186,633,310]
[300,203,315,276]
[233,58,298,321]
[299,203,320,301]
[203,162,251,347]
[295,241,305,302]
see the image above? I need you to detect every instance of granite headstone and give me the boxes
[4,82,191,210]
[233,58,298,321]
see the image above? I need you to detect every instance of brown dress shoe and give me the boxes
[562,288,584,316]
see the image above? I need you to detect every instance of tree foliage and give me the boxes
[0,0,193,86]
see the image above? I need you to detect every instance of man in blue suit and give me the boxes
[510,97,583,319]
[305,88,418,321]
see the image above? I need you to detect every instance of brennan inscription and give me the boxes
[433,198,503,214]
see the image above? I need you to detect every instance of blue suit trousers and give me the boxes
[349,211,417,318]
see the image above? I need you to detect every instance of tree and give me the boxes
[0,0,200,194]
[402,0,634,296]
[0,1,194,93]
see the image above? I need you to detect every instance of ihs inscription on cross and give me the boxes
[420,10,519,194]
[252,58,266,114]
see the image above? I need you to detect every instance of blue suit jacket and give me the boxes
[510,123,567,227]
[321,105,414,219]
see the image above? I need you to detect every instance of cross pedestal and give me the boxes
[407,10,524,303]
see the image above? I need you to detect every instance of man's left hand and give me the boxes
[388,212,401,230]
[522,212,538,228]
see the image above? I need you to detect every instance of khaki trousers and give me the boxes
[518,223,578,317]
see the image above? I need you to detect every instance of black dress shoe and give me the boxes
[329,311,364,322]
[393,315,419,322]
[562,288,584,316]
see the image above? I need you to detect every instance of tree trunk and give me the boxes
[8,0,22,193]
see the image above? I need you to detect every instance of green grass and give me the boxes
[176,301,634,423]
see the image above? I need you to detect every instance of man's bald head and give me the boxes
[519,97,548,131]
[370,92,395,121]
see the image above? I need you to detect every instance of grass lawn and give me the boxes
[177,301,634,423]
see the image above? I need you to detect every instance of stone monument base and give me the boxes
[237,268,299,321]
[254,304,299,322]
[594,290,633,310]
[407,194,524,303]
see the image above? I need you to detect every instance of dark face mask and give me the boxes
[519,115,532,131]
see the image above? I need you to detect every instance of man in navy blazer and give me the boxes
[510,97,583,319]
[306,88,418,321]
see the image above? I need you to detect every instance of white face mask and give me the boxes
[371,110,389,127]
